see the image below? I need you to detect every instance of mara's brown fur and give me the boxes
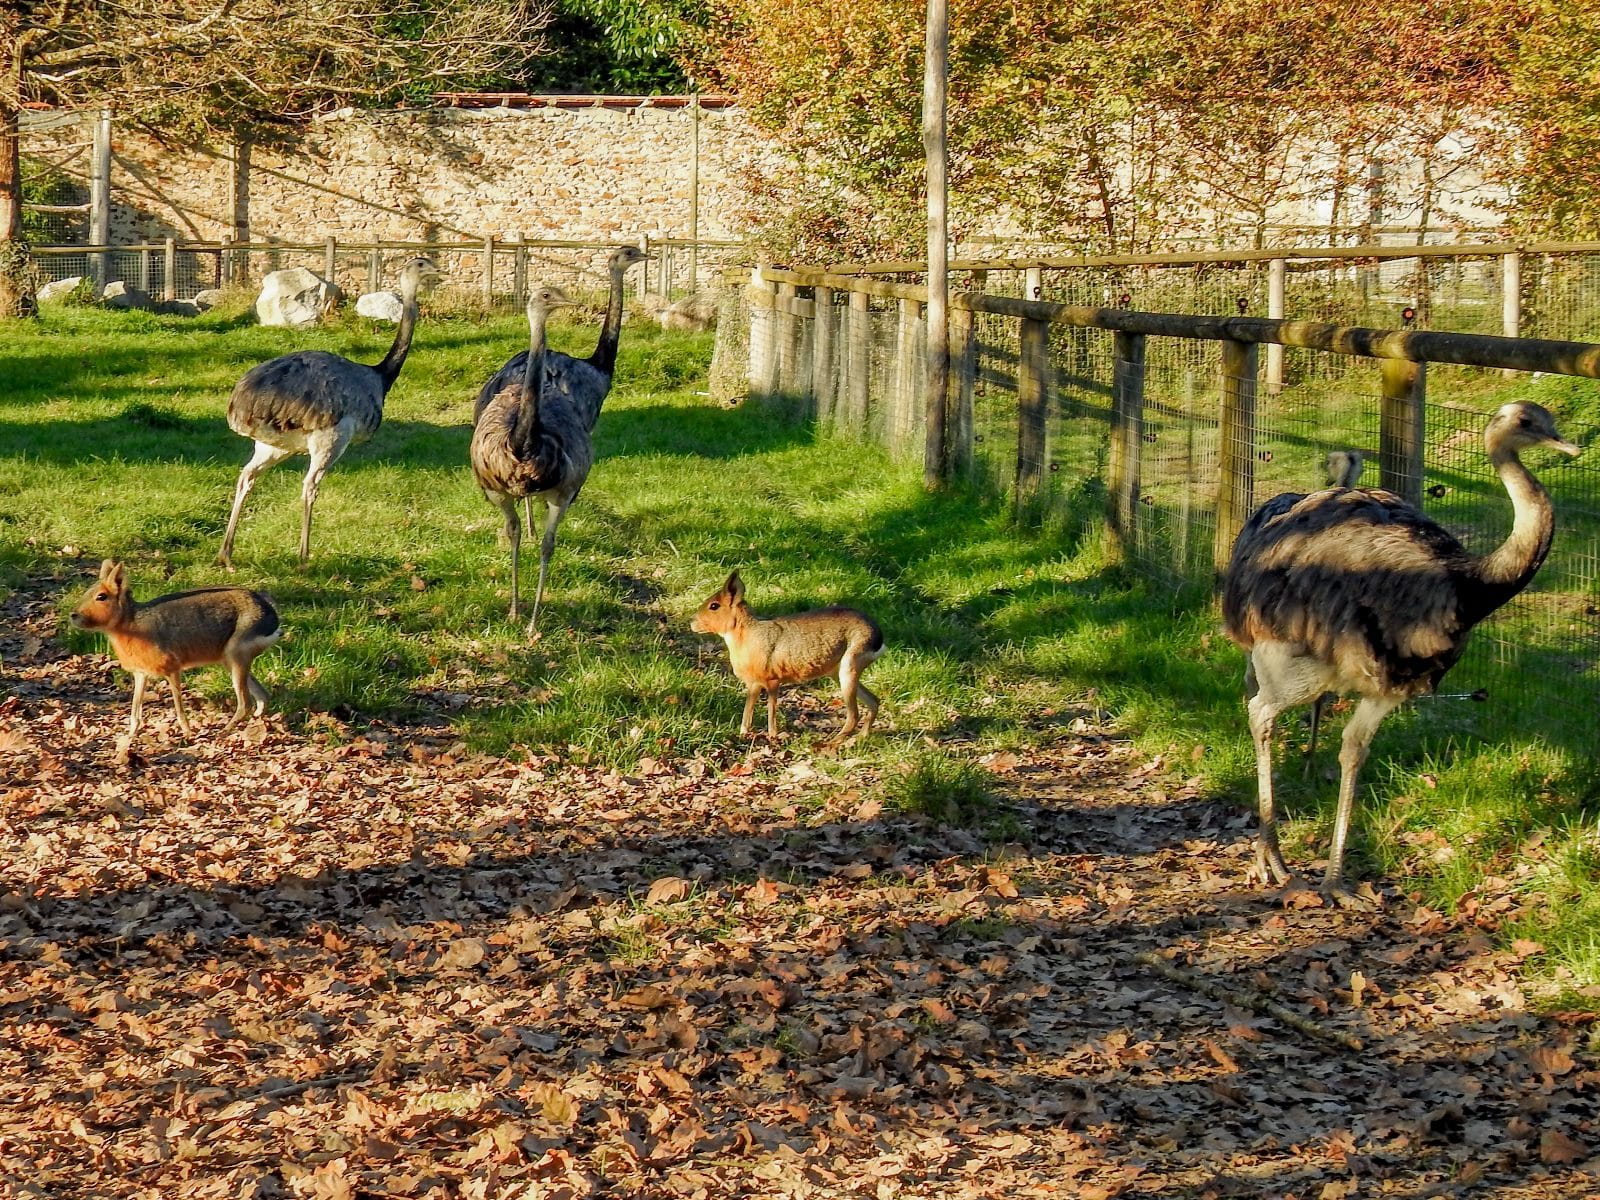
[690,571,883,744]
[71,559,282,739]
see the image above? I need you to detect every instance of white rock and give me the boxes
[102,281,153,309]
[355,290,405,323]
[191,288,225,311]
[256,267,340,328]
[37,276,85,304]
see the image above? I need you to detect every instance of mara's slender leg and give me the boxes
[740,685,761,736]
[225,654,253,728]
[298,427,353,565]
[166,673,193,738]
[128,672,149,736]
[527,496,568,638]
[854,682,880,741]
[831,659,863,745]
[220,441,295,568]
[1324,695,1401,906]
[247,674,270,715]
[766,686,781,739]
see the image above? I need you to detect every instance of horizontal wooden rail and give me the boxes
[815,238,1600,277]
[757,267,1600,379]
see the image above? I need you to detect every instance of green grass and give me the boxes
[2,302,1598,1002]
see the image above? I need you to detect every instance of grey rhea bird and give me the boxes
[1222,401,1579,906]
[470,283,589,637]
[472,244,648,429]
[219,256,438,568]
[1302,448,1369,765]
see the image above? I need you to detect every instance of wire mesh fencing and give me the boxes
[745,268,1600,748]
[25,235,746,315]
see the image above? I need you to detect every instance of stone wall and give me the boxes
[24,101,779,251]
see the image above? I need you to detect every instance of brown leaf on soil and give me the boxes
[1539,1129,1590,1165]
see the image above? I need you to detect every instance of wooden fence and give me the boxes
[741,262,1600,748]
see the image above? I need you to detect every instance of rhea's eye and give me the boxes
[1519,417,1532,428]
[709,602,720,610]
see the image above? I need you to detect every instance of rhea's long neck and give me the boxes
[374,272,421,391]
[587,260,628,378]
[511,307,550,447]
[1474,445,1557,603]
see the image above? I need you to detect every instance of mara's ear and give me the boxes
[725,571,744,603]
[98,558,117,581]
[105,561,127,592]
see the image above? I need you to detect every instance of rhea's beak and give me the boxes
[1552,438,1582,457]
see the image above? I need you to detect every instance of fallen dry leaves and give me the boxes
[1,580,1597,1199]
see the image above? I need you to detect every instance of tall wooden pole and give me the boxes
[922,0,949,488]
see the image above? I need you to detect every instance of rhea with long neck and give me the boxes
[586,245,648,379]
[511,289,561,450]
[1467,403,1579,616]
[373,258,433,391]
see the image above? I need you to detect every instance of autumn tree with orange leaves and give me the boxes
[682,0,1573,259]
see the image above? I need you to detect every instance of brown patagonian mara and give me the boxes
[472,244,647,428]
[1223,401,1579,906]
[470,284,590,637]
[220,256,438,567]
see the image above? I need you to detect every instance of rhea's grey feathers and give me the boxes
[228,351,384,440]
[471,367,594,503]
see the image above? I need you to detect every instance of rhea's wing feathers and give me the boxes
[471,377,595,500]
[229,351,383,437]
[1224,488,1474,691]
[473,349,607,429]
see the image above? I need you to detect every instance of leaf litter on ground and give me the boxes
[0,575,1596,1198]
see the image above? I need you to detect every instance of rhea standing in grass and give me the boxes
[1223,401,1579,906]
[220,256,438,568]
[71,559,281,739]
[691,570,883,745]
[470,284,587,637]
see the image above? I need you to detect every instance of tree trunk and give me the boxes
[0,98,37,318]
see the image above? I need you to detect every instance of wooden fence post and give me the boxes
[1025,265,1043,302]
[1016,316,1050,508]
[482,236,496,306]
[513,233,527,307]
[1108,331,1146,554]
[746,266,773,395]
[848,289,871,430]
[367,250,381,293]
[1215,339,1259,574]
[162,238,176,301]
[949,305,976,474]
[896,298,921,449]
[324,236,337,289]
[812,285,835,422]
[776,282,797,393]
[1266,257,1286,395]
[1502,249,1521,378]
[1379,359,1426,509]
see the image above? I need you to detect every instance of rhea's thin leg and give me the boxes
[527,497,567,639]
[1324,695,1401,907]
[1304,692,1331,779]
[491,493,521,620]
[220,441,295,568]
[1246,688,1293,887]
[298,429,351,566]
